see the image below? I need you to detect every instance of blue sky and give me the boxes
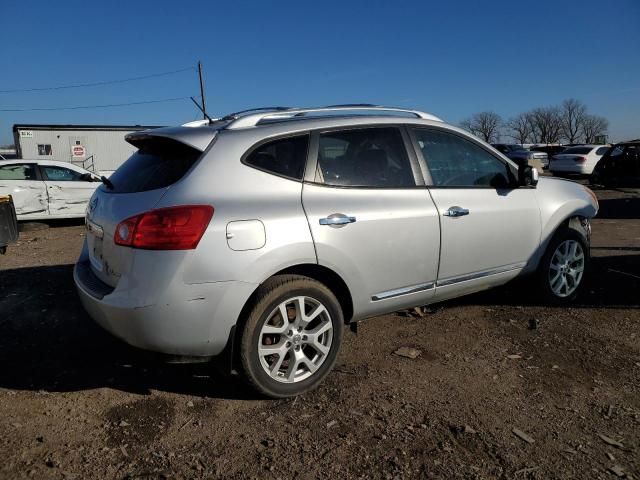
[1,0,639,144]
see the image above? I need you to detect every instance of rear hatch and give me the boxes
[85,128,216,288]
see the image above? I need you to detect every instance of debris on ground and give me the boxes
[512,428,535,444]
[394,347,421,359]
[598,434,624,449]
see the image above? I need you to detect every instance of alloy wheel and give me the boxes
[258,296,333,383]
[548,239,585,297]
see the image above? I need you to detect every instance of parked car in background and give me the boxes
[529,145,567,162]
[591,141,640,187]
[0,160,102,219]
[549,145,609,175]
[491,144,548,171]
[75,105,598,398]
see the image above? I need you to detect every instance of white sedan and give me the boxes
[0,160,102,220]
[549,145,610,175]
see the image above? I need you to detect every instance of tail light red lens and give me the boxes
[114,205,214,250]
[575,156,587,163]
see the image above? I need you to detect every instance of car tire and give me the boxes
[537,227,590,304]
[238,274,343,398]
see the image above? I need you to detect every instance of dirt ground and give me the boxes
[0,186,638,480]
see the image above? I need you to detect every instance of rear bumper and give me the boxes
[550,163,591,174]
[74,260,257,357]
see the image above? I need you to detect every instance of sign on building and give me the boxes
[72,145,86,157]
[19,130,33,138]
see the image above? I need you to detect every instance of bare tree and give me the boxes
[459,111,502,142]
[529,107,562,144]
[506,112,534,144]
[560,98,587,143]
[582,114,609,143]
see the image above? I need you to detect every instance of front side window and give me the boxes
[315,127,415,187]
[0,164,38,180]
[244,135,308,180]
[414,128,511,187]
[37,144,52,156]
[42,166,84,181]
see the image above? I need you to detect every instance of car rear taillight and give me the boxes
[574,157,587,163]
[114,205,214,250]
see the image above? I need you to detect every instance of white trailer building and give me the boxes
[12,124,161,175]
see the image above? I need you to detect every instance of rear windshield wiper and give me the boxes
[101,176,114,190]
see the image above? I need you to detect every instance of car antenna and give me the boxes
[190,96,214,124]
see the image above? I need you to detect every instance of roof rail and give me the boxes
[225,105,442,129]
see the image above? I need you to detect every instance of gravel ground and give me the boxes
[0,187,638,480]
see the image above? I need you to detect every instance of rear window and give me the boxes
[562,147,593,154]
[107,138,201,193]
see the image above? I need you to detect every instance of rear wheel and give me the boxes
[238,275,343,398]
[537,228,589,304]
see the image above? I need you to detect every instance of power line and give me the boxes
[0,66,196,94]
[0,96,193,112]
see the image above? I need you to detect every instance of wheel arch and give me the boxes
[223,263,354,375]
[529,212,591,272]
[263,264,354,324]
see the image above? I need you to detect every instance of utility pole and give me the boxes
[197,61,206,120]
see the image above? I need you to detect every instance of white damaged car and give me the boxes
[0,160,102,220]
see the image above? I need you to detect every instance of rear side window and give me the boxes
[315,127,415,187]
[244,135,309,180]
[595,146,609,155]
[0,164,37,180]
[107,138,201,193]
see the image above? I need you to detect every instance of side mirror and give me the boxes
[518,165,539,187]
[79,173,94,182]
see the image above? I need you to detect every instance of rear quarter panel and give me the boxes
[156,129,317,286]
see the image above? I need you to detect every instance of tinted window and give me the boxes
[414,129,511,187]
[43,166,84,181]
[315,128,415,187]
[107,138,201,193]
[0,164,38,180]
[245,135,308,180]
[595,146,609,155]
[562,147,592,154]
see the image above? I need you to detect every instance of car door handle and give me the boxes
[319,214,356,227]
[443,206,469,217]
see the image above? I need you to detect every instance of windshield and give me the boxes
[562,147,593,155]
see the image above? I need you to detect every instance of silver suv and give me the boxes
[74,105,598,398]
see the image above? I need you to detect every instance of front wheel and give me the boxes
[238,275,343,398]
[537,228,590,304]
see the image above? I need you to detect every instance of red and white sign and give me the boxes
[72,145,86,157]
